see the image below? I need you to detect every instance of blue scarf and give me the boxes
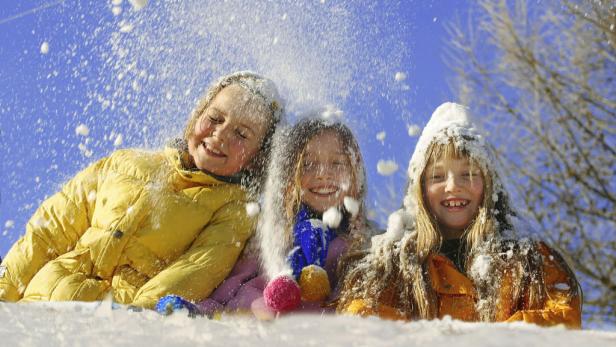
[287,205,341,279]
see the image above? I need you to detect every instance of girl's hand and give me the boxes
[155,295,200,317]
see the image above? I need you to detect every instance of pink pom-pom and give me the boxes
[263,275,301,312]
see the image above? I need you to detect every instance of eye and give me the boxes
[429,174,444,181]
[207,113,223,123]
[235,128,249,139]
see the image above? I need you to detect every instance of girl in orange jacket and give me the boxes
[337,102,582,328]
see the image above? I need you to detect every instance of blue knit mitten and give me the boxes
[156,295,201,317]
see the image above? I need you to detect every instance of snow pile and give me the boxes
[0,302,613,346]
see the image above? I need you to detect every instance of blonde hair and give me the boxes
[182,72,284,197]
[281,119,368,253]
[338,138,552,321]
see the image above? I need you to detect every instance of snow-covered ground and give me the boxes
[1,302,614,346]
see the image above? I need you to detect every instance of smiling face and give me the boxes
[187,84,271,176]
[299,130,355,213]
[423,155,484,240]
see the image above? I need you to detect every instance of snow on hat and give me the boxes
[377,102,509,245]
[183,71,285,140]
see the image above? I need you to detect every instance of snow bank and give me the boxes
[0,302,613,347]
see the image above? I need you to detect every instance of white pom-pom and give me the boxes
[322,207,342,229]
[245,202,260,217]
[343,197,360,217]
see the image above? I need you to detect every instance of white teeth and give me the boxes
[312,187,337,195]
[204,142,223,155]
[444,200,468,207]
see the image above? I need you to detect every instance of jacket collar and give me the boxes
[427,253,476,297]
[164,146,236,186]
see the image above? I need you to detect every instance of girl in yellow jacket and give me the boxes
[0,71,285,309]
[337,102,582,328]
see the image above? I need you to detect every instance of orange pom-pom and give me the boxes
[299,265,331,302]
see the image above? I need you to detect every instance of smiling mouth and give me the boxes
[441,199,469,208]
[309,186,339,197]
[201,141,226,158]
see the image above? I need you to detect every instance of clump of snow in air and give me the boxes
[377,159,399,176]
[128,0,148,10]
[376,131,386,143]
[408,124,421,137]
[87,190,97,203]
[245,202,260,217]
[112,0,123,5]
[470,254,492,280]
[112,7,122,16]
[75,124,90,136]
[323,207,342,228]
[395,71,407,82]
[118,22,134,33]
[343,196,360,217]
[113,134,123,147]
[4,220,15,229]
[78,143,93,158]
[321,104,344,119]
[40,42,49,54]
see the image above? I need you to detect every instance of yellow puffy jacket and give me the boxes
[344,242,581,328]
[0,147,254,308]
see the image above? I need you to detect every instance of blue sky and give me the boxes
[0,0,469,255]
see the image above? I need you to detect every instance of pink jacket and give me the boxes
[198,236,349,316]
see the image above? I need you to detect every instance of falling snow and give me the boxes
[323,207,343,229]
[377,160,399,176]
[75,124,90,137]
[40,42,49,54]
[408,124,421,137]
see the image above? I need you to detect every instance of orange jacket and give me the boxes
[344,242,581,328]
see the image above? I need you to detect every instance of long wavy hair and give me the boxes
[337,138,576,321]
[282,119,368,246]
[257,118,373,281]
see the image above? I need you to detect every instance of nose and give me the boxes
[444,173,461,193]
[212,122,229,142]
[314,163,334,179]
